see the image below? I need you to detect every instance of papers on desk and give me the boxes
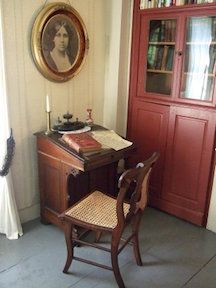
[91,130,133,151]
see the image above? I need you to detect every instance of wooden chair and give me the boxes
[59,152,159,288]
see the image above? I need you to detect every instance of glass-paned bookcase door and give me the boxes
[180,16,216,102]
[146,19,176,95]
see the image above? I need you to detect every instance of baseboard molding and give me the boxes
[19,204,40,224]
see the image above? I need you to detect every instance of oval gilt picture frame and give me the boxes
[31,3,89,82]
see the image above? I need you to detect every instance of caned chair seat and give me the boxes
[65,191,130,229]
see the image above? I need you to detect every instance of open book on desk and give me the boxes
[91,130,133,151]
[61,129,133,156]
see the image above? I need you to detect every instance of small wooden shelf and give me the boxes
[186,41,216,45]
[147,69,173,74]
[184,72,215,77]
[149,41,176,45]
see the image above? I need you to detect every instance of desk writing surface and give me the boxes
[35,125,135,172]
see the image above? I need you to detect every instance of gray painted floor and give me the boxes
[1,208,216,288]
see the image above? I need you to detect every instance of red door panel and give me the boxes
[128,101,169,200]
[161,107,216,225]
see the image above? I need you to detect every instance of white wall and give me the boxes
[1,0,107,223]
[103,0,122,130]
[207,169,216,232]
[116,0,133,137]
[103,0,133,136]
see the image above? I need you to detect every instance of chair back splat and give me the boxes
[116,152,159,227]
[59,152,160,288]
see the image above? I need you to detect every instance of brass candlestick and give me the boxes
[45,111,52,135]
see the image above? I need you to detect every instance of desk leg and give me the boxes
[40,217,51,225]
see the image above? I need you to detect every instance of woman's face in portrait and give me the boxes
[53,25,69,52]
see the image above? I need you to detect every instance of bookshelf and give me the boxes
[146,19,176,95]
[127,0,216,226]
[148,69,173,74]
[143,11,216,101]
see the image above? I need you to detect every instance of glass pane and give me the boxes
[146,19,176,95]
[181,16,216,101]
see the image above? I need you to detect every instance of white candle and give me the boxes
[46,94,51,112]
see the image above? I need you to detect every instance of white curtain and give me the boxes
[0,3,23,239]
[185,17,212,100]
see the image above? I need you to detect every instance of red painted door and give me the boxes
[128,101,169,200]
[158,106,216,225]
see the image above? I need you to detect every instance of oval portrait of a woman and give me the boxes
[41,14,79,72]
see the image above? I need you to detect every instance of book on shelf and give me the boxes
[212,58,216,76]
[147,45,157,68]
[208,45,216,74]
[140,0,146,9]
[196,0,207,3]
[148,0,155,8]
[166,47,174,71]
[62,132,102,153]
[149,20,176,43]
[176,0,186,4]
[160,20,166,42]
[206,78,214,100]
[140,0,160,8]
[149,24,160,42]
[211,17,216,42]
[161,45,169,70]
[184,45,190,72]
[164,20,172,42]
[170,20,176,42]
[164,0,173,6]
[155,46,164,69]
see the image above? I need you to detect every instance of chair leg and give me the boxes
[132,216,143,266]
[111,240,125,288]
[132,232,142,266]
[95,231,102,242]
[63,222,74,273]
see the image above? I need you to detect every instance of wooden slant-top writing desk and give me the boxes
[35,126,134,229]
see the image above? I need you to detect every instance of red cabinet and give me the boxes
[127,0,216,225]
